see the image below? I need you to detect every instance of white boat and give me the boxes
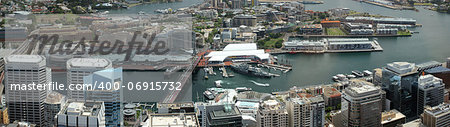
[215,80,222,88]
[347,74,356,78]
[363,70,373,76]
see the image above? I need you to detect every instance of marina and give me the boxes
[332,69,373,82]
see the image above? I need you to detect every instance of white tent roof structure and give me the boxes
[206,43,270,62]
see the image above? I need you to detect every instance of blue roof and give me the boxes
[425,66,450,73]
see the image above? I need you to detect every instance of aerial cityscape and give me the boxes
[0,0,449,126]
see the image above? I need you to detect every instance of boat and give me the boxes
[250,80,269,87]
[228,73,235,77]
[347,74,357,79]
[352,70,364,77]
[336,74,348,81]
[236,87,252,92]
[231,63,273,78]
[332,76,339,81]
[363,70,373,76]
[203,91,215,100]
[215,80,222,88]
[204,75,208,79]
[138,11,145,15]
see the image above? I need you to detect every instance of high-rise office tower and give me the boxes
[417,74,445,116]
[287,96,325,127]
[84,67,122,127]
[4,55,51,127]
[66,58,112,100]
[67,58,120,126]
[257,100,289,127]
[381,62,419,120]
[341,80,383,127]
[421,103,450,127]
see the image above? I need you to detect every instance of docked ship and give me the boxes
[203,90,215,100]
[231,63,272,78]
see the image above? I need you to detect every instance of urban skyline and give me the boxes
[1,0,450,126]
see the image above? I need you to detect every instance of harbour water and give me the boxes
[51,0,450,102]
[107,0,204,14]
[192,0,450,101]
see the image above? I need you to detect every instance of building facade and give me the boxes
[421,103,450,127]
[287,96,325,127]
[341,80,383,127]
[66,58,112,100]
[417,74,445,116]
[5,55,51,127]
[56,101,106,127]
[257,100,289,127]
[382,62,419,120]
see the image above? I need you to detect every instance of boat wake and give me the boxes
[249,80,269,87]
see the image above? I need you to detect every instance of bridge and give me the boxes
[162,50,203,103]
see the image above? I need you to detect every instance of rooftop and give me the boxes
[149,113,198,127]
[346,16,416,22]
[418,74,443,89]
[381,109,406,124]
[67,58,112,68]
[284,40,326,47]
[346,80,379,95]
[323,87,341,98]
[45,91,65,104]
[6,55,44,63]
[386,62,416,75]
[424,66,450,73]
[206,43,270,62]
[424,103,450,117]
[325,38,370,42]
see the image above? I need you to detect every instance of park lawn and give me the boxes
[397,30,412,35]
[263,38,283,49]
[414,3,433,6]
[326,28,347,35]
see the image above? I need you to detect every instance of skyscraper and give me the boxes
[287,96,325,127]
[381,62,419,120]
[257,100,289,127]
[417,74,445,116]
[341,80,383,127]
[66,58,112,100]
[84,67,122,127]
[5,55,51,127]
[421,103,450,127]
